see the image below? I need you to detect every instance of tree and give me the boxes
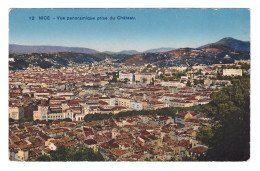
[51,146,68,161]
[62,118,72,122]
[144,158,150,161]
[186,80,192,87]
[168,157,176,161]
[9,118,15,123]
[110,77,117,83]
[196,126,214,146]
[124,78,129,83]
[194,79,203,85]
[181,156,198,161]
[36,155,51,161]
[151,77,155,85]
[19,117,33,123]
[240,63,250,70]
[37,146,104,161]
[198,77,250,161]
[84,113,113,122]
[110,71,119,83]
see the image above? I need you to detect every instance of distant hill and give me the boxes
[9,52,132,70]
[9,37,250,69]
[9,44,99,54]
[121,37,250,66]
[119,50,141,55]
[144,47,176,53]
[198,37,250,52]
[104,48,175,54]
[103,50,141,55]
[103,51,116,54]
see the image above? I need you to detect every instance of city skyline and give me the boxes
[9,8,250,52]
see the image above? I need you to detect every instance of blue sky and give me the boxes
[9,8,250,52]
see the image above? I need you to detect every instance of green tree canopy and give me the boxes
[62,118,72,122]
[198,77,250,161]
[9,118,15,123]
[36,146,104,161]
[35,154,51,161]
[186,80,192,87]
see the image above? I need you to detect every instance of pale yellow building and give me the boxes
[134,73,155,84]
[223,69,242,76]
[117,97,132,108]
[18,150,29,161]
[33,104,48,121]
[9,105,24,120]
[169,100,194,107]
[234,59,250,65]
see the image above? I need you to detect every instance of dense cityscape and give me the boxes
[9,56,250,161]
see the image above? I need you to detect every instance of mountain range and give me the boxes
[198,37,250,52]
[120,37,250,66]
[9,37,249,55]
[10,45,176,54]
[9,44,99,54]
[103,50,141,55]
[144,47,176,53]
[9,37,250,70]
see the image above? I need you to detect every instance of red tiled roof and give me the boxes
[131,154,142,159]
[189,146,207,154]
[162,129,170,133]
[110,148,130,157]
[84,131,94,136]
[75,129,82,132]
[99,97,110,99]
[127,119,133,123]
[98,106,111,111]
[159,116,169,121]
[39,103,49,106]
[177,112,187,117]
[52,121,60,124]
[112,106,126,111]
[190,112,197,116]
[51,97,66,100]
[149,101,163,104]
[178,139,190,147]
[100,142,110,149]
[38,120,48,124]
[84,139,97,145]
[68,102,79,106]
[99,100,109,105]
[50,104,61,106]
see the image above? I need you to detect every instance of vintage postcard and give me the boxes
[8,8,250,162]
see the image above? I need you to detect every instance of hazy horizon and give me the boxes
[8,36,249,53]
